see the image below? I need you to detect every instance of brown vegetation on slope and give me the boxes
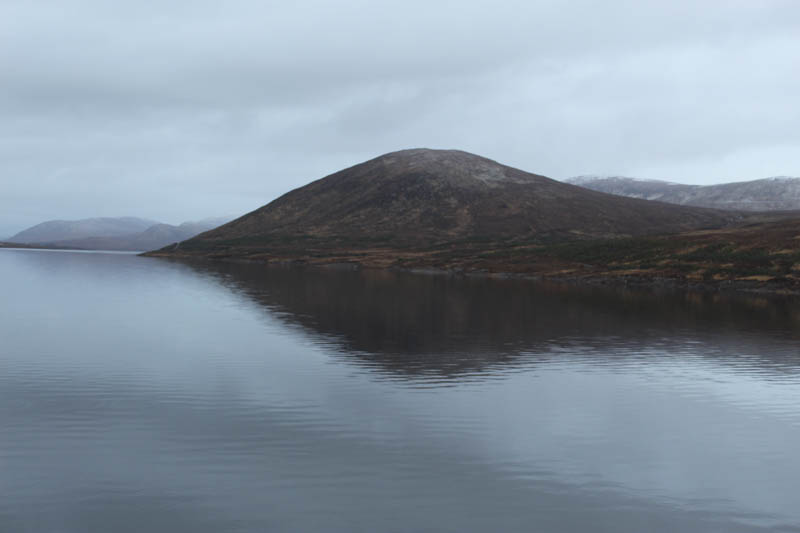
[146,149,800,291]
[150,149,737,254]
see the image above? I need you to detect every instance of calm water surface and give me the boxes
[1,248,800,532]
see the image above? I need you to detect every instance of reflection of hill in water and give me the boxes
[185,261,800,380]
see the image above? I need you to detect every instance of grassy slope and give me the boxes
[155,149,738,253]
[143,150,800,292]
[147,216,800,292]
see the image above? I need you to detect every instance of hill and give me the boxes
[7,217,231,251]
[566,175,800,211]
[7,217,158,244]
[150,149,739,262]
[49,217,231,251]
[0,241,75,250]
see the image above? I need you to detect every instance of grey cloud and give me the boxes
[1,0,799,236]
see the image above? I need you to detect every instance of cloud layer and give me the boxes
[2,0,799,235]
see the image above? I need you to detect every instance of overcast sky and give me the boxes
[2,0,799,236]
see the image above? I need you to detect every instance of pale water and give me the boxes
[1,248,799,532]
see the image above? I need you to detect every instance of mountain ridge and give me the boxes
[8,217,159,244]
[7,216,231,251]
[566,175,800,211]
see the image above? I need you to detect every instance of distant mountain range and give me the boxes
[6,216,232,251]
[8,217,159,243]
[565,176,800,211]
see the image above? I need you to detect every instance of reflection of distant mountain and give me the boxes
[185,261,800,380]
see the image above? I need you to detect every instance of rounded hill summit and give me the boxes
[154,148,738,261]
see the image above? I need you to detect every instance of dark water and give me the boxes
[2,249,800,533]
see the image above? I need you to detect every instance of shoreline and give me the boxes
[142,216,800,297]
[141,252,800,297]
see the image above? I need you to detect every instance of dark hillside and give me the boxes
[153,149,738,260]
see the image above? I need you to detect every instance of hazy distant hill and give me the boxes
[46,217,232,251]
[8,217,231,251]
[150,149,737,260]
[566,176,800,211]
[8,217,158,244]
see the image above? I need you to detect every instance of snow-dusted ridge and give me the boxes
[567,175,800,211]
